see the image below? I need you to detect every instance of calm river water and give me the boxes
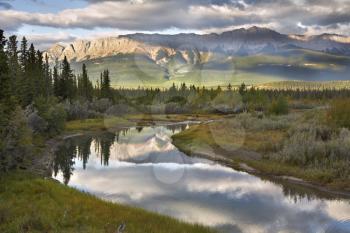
[52,123,350,233]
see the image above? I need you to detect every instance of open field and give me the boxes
[0,172,215,233]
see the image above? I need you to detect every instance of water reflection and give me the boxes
[52,124,350,233]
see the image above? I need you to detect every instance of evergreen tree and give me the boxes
[59,56,76,100]
[35,49,45,97]
[101,69,111,100]
[0,30,12,107]
[0,30,14,156]
[44,54,52,97]
[80,63,93,101]
[53,66,60,97]
[17,37,28,105]
[6,35,20,95]
[239,82,247,96]
[22,43,37,105]
[19,37,28,69]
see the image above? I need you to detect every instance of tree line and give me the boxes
[0,29,112,171]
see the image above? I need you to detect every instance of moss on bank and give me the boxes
[0,172,215,233]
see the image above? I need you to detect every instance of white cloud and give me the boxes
[1,0,350,48]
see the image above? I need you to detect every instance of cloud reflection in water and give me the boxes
[53,125,350,233]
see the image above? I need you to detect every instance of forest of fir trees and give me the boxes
[0,29,113,171]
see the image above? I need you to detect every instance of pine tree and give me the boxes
[53,66,60,97]
[21,43,37,105]
[44,54,52,97]
[19,37,28,70]
[81,64,93,101]
[35,49,45,97]
[17,37,28,105]
[7,35,21,95]
[60,56,76,100]
[0,30,14,154]
[100,69,111,100]
[0,30,11,103]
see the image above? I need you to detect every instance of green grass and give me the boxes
[0,171,216,233]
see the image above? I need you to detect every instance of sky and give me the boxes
[1,0,350,49]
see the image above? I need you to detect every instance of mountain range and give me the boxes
[44,27,350,87]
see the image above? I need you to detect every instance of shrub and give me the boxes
[236,113,296,131]
[32,97,67,137]
[269,96,289,115]
[27,111,48,134]
[245,91,269,112]
[0,107,32,171]
[64,101,103,120]
[327,98,350,128]
[212,92,243,113]
[91,98,112,113]
[273,124,350,179]
[45,104,67,136]
[105,103,133,116]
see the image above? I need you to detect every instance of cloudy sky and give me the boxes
[1,0,350,49]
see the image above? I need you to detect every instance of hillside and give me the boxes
[44,27,350,88]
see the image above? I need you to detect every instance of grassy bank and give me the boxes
[65,114,224,132]
[0,172,215,233]
[172,110,350,192]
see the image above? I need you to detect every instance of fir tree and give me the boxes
[0,30,11,104]
[53,66,60,97]
[44,54,52,97]
[101,69,111,100]
[81,63,93,101]
[7,35,21,94]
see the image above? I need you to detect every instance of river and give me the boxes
[52,123,350,233]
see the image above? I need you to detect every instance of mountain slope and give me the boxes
[44,27,350,87]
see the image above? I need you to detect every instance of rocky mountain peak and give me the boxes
[44,26,350,64]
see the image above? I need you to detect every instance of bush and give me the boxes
[212,92,243,113]
[273,124,350,179]
[245,90,269,112]
[45,104,66,136]
[27,111,48,134]
[64,101,102,120]
[269,96,289,115]
[32,97,67,137]
[327,98,350,128]
[105,103,133,116]
[91,98,112,113]
[0,107,33,171]
[236,113,296,131]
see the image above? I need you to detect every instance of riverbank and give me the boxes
[172,111,350,195]
[0,114,221,233]
[0,172,215,233]
[64,114,225,132]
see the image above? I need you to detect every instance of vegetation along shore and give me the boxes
[1,28,350,232]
